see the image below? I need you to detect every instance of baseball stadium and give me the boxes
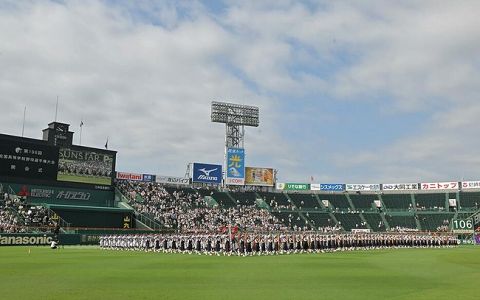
[0,105,479,300]
[1,2,480,300]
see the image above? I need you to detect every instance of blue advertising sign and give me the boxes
[226,148,245,185]
[142,174,156,182]
[192,163,222,184]
[320,184,345,192]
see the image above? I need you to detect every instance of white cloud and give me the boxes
[1,1,479,183]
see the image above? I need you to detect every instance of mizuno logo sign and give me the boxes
[199,168,217,176]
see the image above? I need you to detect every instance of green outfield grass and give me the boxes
[57,173,111,185]
[0,246,479,300]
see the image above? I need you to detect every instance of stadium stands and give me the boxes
[414,193,446,211]
[230,192,257,206]
[211,192,237,208]
[317,194,351,211]
[288,193,321,210]
[334,213,367,231]
[270,211,309,231]
[362,213,386,232]
[381,194,412,210]
[257,192,293,210]
[302,212,338,231]
[385,214,417,231]
[458,192,480,210]
[349,194,377,211]
[417,213,454,232]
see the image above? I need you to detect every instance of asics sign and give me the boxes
[192,163,222,184]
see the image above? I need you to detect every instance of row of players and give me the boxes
[100,232,458,254]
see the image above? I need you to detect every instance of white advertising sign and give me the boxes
[461,181,480,190]
[382,183,419,191]
[420,182,459,191]
[346,184,381,192]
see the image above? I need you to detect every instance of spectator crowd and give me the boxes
[117,181,287,233]
[0,192,53,233]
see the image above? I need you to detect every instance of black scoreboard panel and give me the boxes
[0,134,116,191]
[0,137,59,180]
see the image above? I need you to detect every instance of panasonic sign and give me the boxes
[0,234,53,246]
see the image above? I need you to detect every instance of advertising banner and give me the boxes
[461,181,480,190]
[382,183,419,191]
[311,184,321,191]
[116,172,143,181]
[420,182,459,191]
[142,174,155,182]
[57,147,114,186]
[226,148,245,185]
[319,183,345,192]
[245,167,274,186]
[156,175,190,185]
[192,163,222,184]
[346,184,381,192]
[0,234,54,246]
[7,182,114,206]
[276,183,310,191]
[0,137,59,181]
[116,172,155,182]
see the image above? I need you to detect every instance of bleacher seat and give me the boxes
[349,194,377,210]
[362,213,386,232]
[381,194,412,210]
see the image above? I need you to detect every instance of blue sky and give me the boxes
[1,0,480,183]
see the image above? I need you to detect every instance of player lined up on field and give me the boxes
[100,232,458,255]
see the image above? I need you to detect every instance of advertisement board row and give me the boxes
[276,181,480,192]
[116,172,156,182]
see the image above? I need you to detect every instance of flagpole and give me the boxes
[55,96,59,122]
[21,106,26,137]
[79,121,83,146]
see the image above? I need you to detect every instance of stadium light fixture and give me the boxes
[211,101,259,149]
[211,101,259,127]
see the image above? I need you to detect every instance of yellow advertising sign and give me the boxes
[245,167,274,186]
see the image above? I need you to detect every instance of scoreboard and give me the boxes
[0,132,116,191]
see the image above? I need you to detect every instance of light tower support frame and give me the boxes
[211,101,260,186]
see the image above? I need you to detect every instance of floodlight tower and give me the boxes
[211,101,259,186]
[211,101,259,148]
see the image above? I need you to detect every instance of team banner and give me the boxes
[420,182,459,190]
[319,184,345,192]
[276,183,310,191]
[57,147,114,186]
[226,148,245,185]
[382,183,419,191]
[156,175,190,185]
[346,184,381,192]
[461,181,480,190]
[192,163,222,184]
[245,167,274,186]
